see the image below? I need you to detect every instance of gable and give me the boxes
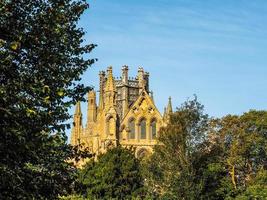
[121,90,163,126]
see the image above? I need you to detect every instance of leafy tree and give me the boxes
[145,96,210,199]
[78,146,145,199]
[192,110,267,200]
[0,0,95,199]
[213,110,267,199]
[144,97,267,200]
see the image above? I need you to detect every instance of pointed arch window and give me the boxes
[151,119,157,139]
[140,119,146,139]
[128,118,135,139]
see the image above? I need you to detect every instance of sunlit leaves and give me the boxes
[57,88,65,97]
[0,0,95,199]
[144,99,267,199]
[26,108,36,116]
[10,41,20,51]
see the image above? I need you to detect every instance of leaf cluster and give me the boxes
[78,146,145,200]
[0,0,95,199]
[144,97,267,200]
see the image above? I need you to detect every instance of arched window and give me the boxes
[128,119,135,139]
[151,120,157,139]
[140,119,146,139]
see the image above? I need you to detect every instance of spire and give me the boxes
[75,101,82,115]
[87,91,97,123]
[105,66,115,92]
[71,101,83,146]
[166,96,173,114]
[163,97,173,124]
[98,71,105,110]
[104,66,116,110]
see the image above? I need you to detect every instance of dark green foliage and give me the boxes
[78,146,145,199]
[144,96,267,200]
[0,1,266,198]
[0,0,95,199]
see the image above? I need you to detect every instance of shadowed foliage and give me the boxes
[0,0,95,199]
[78,146,145,199]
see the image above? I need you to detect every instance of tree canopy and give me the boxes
[144,97,267,200]
[1,0,266,199]
[0,0,95,199]
[78,146,145,199]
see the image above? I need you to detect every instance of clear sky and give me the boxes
[67,0,267,138]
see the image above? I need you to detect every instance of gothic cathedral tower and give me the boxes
[71,66,172,159]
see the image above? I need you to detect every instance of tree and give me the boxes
[144,96,267,200]
[0,0,95,199]
[78,146,145,199]
[195,110,267,200]
[213,110,267,199]
[145,96,210,199]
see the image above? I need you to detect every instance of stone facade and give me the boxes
[70,66,172,159]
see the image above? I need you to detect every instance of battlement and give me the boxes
[99,66,149,89]
[95,66,150,120]
[71,65,170,160]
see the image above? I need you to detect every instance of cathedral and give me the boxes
[70,66,172,159]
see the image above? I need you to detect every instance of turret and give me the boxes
[122,65,129,84]
[104,66,116,110]
[87,90,97,123]
[98,71,105,110]
[71,101,83,146]
[163,97,173,123]
[121,65,129,118]
[166,96,173,114]
[138,67,145,93]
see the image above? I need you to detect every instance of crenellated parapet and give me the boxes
[71,66,169,161]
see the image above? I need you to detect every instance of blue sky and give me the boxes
[68,0,267,137]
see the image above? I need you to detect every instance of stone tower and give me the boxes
[71,66,172,160]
